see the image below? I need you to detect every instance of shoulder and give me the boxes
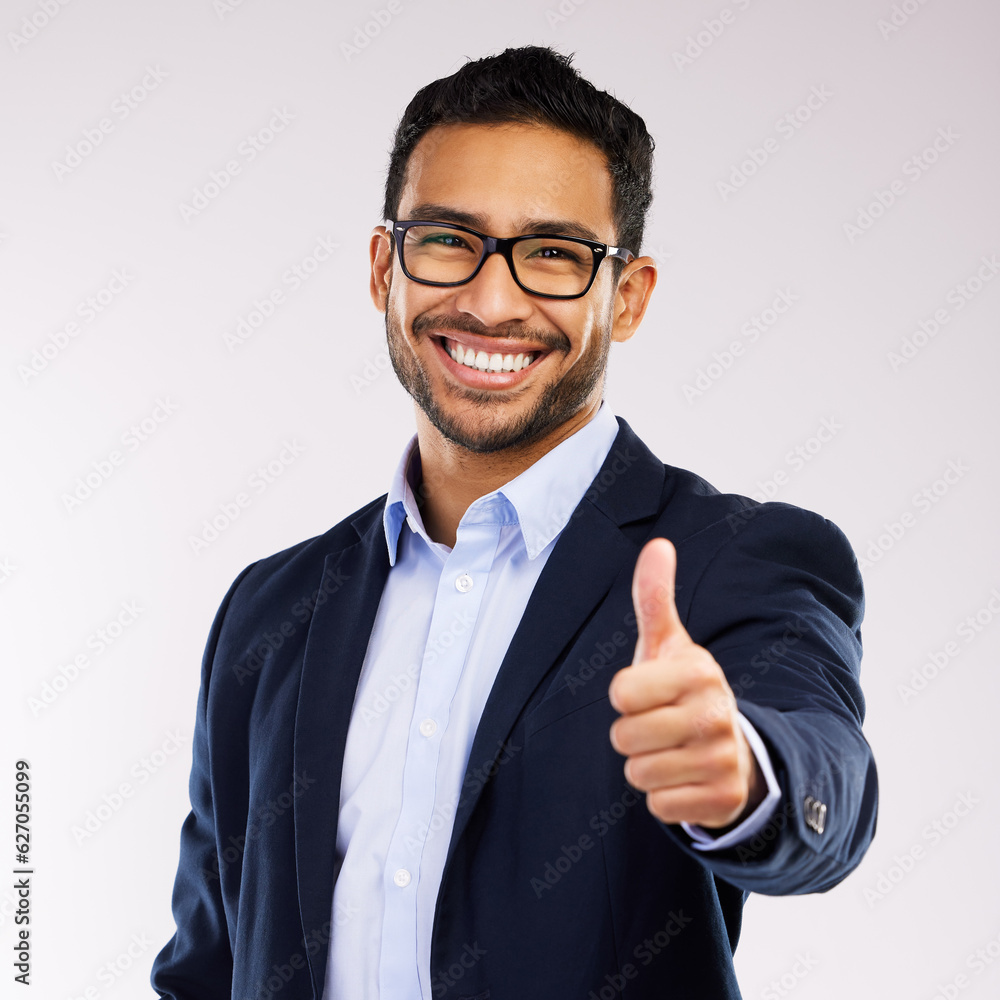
[646,464,864,654]
[656,458,848,552]
[607,417,862,615]
[662,464,858,591]
[597,415,858,573]
[213,492,386,631]
[609,415,838,540]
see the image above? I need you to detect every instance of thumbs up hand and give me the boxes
[608,538,765,830]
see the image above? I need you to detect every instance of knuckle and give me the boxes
[616,691,639,715]
[682,652,717,688]
[626,755,651,789]
[707,740,739,776]
[719,780,745,814]
[610,673,638,714]
[647,788,673,822]
[707,705,734,736]
[613,721,635,755]
[692,704,729,740]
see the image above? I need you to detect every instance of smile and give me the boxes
[443,336,537,372]
[431,334,548,388]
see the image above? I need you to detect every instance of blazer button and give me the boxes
[803,795,827,835]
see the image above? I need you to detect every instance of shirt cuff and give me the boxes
[681,712,781,851]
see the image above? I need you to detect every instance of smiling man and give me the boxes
[152,46,877,1000]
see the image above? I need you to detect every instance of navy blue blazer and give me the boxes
[151,415,878,999]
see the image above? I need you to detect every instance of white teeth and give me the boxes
[445,338,537,373]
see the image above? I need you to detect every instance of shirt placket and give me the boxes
[378,516,502,999]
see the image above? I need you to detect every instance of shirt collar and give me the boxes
[382,401,620,565]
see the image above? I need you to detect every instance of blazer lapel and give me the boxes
[443,416,666,870]
[292,503,389,997]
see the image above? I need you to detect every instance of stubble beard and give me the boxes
[384,290,613,455]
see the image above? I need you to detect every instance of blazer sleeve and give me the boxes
[150,562,257,999]
[661,503,878,895]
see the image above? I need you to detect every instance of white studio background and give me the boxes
[2,0,998,996]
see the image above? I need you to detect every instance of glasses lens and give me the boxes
[513,237,595,296]
[400,225,484,284]
[398,225,597,296]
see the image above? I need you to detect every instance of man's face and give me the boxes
[371,122,637,455]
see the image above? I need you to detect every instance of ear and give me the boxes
[370,225,393,312]
[610,256,657,344]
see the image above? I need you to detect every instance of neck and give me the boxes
[413,400,602,548]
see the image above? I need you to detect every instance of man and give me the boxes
[152,46,877,1000]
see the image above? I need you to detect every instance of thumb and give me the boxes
[631,537,688,662]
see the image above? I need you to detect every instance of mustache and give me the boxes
[411,312,569,353]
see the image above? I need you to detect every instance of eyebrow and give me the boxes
[403,203,605,243]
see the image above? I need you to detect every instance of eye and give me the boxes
[420,232,472,249]
[525,243,586,264]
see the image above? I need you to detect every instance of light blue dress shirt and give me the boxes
[323,401,780,1000]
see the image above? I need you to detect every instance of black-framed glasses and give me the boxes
[386,219,635,300]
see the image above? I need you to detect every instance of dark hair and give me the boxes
[382,45,654,268]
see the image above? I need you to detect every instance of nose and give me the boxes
[452,249,534,327]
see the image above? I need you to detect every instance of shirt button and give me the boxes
[455,573,473,593]
[393,868,411,888]
[419,718,437,738]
